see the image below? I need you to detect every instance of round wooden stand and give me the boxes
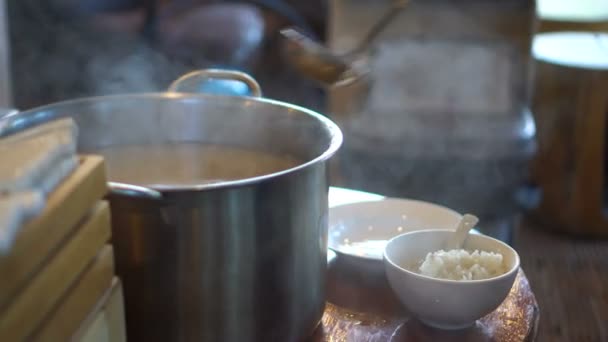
[529,32,608,236]
[309,257,539,341]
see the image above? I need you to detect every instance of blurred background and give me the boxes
[4,0,327,110]
[1,0,608,341]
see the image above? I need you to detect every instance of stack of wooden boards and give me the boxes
[0,155,126,341]
[0,118,127,341]
[1,118,79,252]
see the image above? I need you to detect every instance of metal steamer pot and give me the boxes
[0,70,343,341]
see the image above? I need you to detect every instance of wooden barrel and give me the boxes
[528,32,608,236]
[537,0,608,32]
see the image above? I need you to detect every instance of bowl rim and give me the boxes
[383,229,521,284]
[329,198,463,262]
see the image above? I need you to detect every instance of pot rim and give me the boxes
[9,92,344,192]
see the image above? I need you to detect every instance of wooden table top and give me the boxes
[513,219,608,341]
[319,188,540,341]
[310,259,539,342]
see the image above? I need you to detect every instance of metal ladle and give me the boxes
[280,0,409,85]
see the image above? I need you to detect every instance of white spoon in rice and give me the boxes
[444,213,479,250]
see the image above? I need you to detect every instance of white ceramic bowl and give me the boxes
[383,230,520,330]
[329,198,463,263]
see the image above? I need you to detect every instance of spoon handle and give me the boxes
[345,0,410,58]
[445,214,479,250]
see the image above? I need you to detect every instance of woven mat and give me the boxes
[513,218,608,341]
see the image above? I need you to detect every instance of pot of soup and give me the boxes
[0,69,342,342]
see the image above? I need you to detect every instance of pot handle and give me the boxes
[0,108,20,137]
[0,108,19,120]
[108,182,164,201]
[167,69,263,98]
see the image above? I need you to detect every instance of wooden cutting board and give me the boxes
[72,277,126,342]
[79,310,110,342]
[0,155,108,308]
[0,201,111,341]
[30,245,115,341]
[103,279,127,342]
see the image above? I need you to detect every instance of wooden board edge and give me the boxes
[105,279,127,342]
[0,155,108,305]
[72,278,126,342]
[77,310,109,342]
[0,202,111,341]
[30,245,115,341]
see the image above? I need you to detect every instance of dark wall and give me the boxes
[8,0,325,111]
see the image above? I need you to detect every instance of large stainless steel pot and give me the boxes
[0,69,342,341]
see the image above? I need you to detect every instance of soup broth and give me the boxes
[96,143,302,187]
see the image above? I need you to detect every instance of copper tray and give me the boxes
[311,257,539,341]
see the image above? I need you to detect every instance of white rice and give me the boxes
[418,249,507,281]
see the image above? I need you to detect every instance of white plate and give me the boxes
[329,198,464,262]
[328,187,385,208]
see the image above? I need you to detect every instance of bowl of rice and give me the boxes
[383,230,520,330]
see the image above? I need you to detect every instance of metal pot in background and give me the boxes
[313,0,538,241]
[0,69,343,341]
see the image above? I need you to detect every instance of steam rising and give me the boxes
[8,0,535,242]
[8,0,192,108]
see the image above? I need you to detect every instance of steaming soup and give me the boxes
[96,143,302,187]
